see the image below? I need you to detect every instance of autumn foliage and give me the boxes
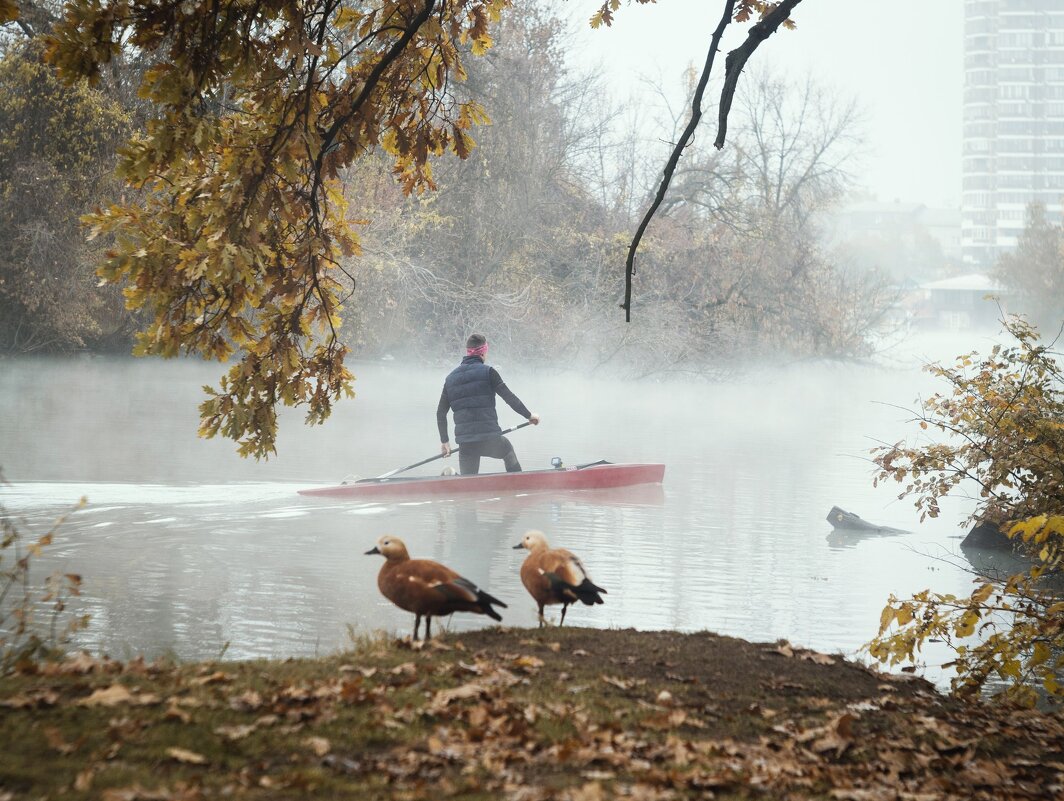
[869,317,1064,704]
[39,0,511,458]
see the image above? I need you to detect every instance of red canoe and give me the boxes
[297,462,665,499]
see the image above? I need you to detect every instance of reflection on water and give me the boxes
[825,526,909,551]
[0,332,1007,685]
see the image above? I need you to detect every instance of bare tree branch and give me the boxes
[621,0,735,322]
[621,0,803,322]
[715,0,803,150]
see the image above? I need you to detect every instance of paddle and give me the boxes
[359,421,535,483]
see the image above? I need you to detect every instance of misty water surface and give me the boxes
[0,331,1014,685]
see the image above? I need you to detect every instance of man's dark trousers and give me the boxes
[458,436,521,475]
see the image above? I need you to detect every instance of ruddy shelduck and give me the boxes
[513,530,606,626]
[365,535,506,640]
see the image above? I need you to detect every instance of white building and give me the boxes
[916,273,1009,330]
[962,0,1064,266]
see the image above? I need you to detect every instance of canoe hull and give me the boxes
[298,463,665,499]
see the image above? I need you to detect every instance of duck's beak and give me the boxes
[512,542,525,550]
[365,546,381,555]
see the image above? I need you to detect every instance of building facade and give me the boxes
[962,0,1064,266]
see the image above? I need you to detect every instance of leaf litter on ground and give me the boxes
[0,628,1061,799]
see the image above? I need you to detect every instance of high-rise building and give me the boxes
[962,0,1064,266]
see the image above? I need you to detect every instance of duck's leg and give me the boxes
[560,603,569,626]
[413,614,421,641]
[426,616,433,639]
[537,603,545,628]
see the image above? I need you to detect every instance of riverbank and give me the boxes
[1,628,1061,800]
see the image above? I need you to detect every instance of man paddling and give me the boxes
[437,334,540,475]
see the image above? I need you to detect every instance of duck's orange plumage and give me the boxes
[514,530,606,627]
[366,535,506,640]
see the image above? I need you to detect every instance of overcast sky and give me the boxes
[570,0,963,209]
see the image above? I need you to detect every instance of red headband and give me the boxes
[466,343,488,358]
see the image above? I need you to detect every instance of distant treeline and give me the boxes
[3,2,918,373]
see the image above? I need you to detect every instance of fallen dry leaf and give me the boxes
[640,709,687,730]
[215,723,257,741]
[305,736,331,756]
[77,685,159,707]
[0,690,58,709]
[581,770,615,781]
[565,781,606,801]
[228,690,263,712]
[78,684,131,706]
[192,671,230,686]
[43,726,77,755]
[431,681,487,708]
[808,712,857,758]
[166,747,208,765]
[164,705,191,724]
[829,790,894,801]
[601,675,645,691]
[53,652,99,675]
[468,704,489,727]
[801,651,836,666]
[74,768,95,792]
[101,785,174,801]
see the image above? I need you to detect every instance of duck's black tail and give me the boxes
[477,589,507,621]
[573,578,607,606]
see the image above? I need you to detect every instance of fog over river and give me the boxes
[0,331,1019,685]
